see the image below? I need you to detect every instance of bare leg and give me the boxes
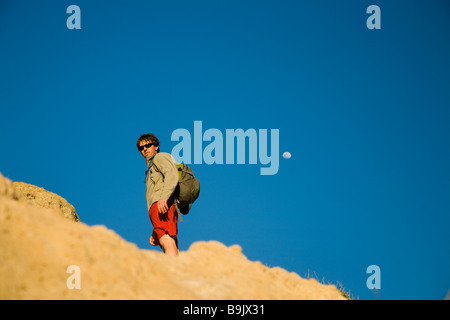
[159,234,179,256]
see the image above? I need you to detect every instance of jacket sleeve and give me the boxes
[154,153,179,201]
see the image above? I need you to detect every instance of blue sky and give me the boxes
[1,0,449,300]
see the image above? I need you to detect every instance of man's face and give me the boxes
[138,140,159,159]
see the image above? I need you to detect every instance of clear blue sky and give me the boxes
[1,0,449,300]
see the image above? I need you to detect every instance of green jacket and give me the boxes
[145,152,179,211]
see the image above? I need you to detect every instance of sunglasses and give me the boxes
[138,142,155,151]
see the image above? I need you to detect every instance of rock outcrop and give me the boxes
[12,181,80,222]
[0,172,345,300]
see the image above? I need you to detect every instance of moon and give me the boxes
[282,152,291,159]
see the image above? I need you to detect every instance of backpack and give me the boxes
[147,159,200,216]
[174,163,200,215]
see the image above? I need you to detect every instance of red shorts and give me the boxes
[148,201,179,248]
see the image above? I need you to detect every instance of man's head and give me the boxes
[137,133,160,159]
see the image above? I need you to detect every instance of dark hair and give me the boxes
[136,133,160,152]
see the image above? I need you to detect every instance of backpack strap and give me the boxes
[175,202,183,222]
[145,156,155,183]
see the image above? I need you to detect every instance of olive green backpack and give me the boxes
[174,163,200,215]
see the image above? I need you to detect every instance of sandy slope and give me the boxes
[0,173,345,300]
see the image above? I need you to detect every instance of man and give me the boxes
[137,133,179,256]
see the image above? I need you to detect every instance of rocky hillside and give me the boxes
[0,173,345,299]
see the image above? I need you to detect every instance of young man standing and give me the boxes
[137,133,179,256]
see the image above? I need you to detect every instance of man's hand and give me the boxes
[149,231,159,246]
[157,199,169,214]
